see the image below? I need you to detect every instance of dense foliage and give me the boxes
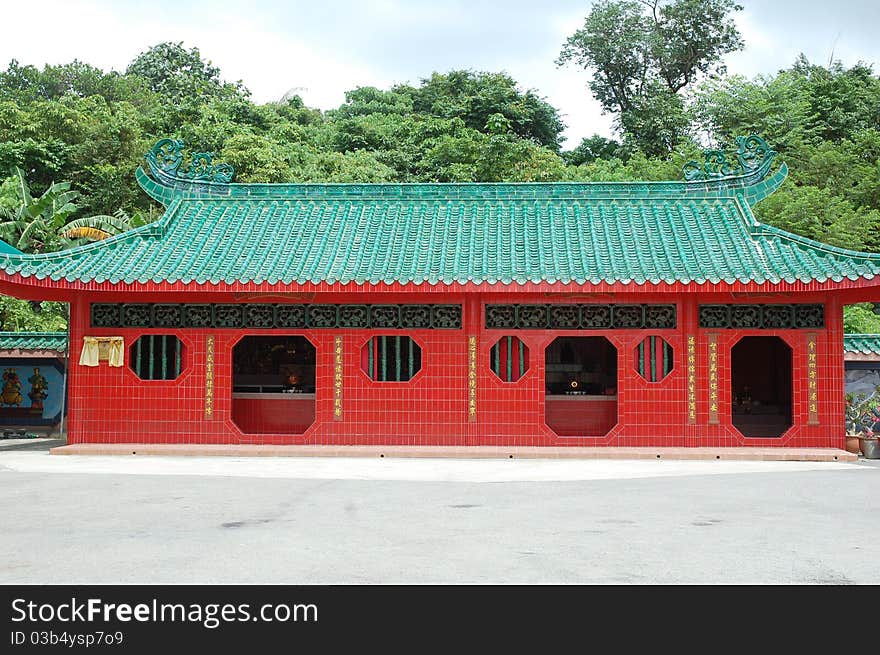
[557,0,744,155]
[0,31,878,330]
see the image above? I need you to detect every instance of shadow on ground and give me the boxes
[0,438,65,452]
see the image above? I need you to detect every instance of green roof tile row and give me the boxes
[0,332,67,352]
[1,158,879,288]
[844,334,880,356]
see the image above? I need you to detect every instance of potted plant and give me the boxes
[860,431,880,458]
[845,389,880,459]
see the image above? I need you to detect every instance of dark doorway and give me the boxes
[731,336,792,438]
[544,336,618,436]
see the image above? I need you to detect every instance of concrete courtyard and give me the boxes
[0,444,877,584]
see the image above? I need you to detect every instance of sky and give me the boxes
[1,0,879,148]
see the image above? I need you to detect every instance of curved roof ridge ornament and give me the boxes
[683,135,776,182]
[145,138,235,184]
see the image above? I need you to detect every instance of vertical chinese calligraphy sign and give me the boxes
[468,336,477,422]
[334,336,343,421]
[687,335,697,424]
[807,332,819,425]
[205,336,215,418]
[707,333,719,424]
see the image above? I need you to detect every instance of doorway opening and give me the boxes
[731,336,792,438]
[544,336,618,436]
[231,336,316,434]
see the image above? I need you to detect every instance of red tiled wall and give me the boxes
[545,397,617,436]
[231,397,315,435]
[65,291,844,448]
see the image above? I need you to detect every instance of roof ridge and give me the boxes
[0,331,68,352]
[135,135,792,205]
[730,195,880,264]
[844,333,880,355]
[752,219,880,262]
[0,199,177,264]
[0,331,67,336]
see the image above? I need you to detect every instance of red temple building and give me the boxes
[1,135,879,449]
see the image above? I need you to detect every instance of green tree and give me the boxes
[563,134,625,165]
[0,59,148,104]
[754,182,878,251]
[126,42,246,104]
[219,133,294,183]
[0,296,66,331]
[61,209,152,242]
[691,59,880,251]
[693,57,880,151]
[0,168,80,252]
[330,86,414,119]
[557,0,743,154]
[568,144,698,182]
[419,122,568,183]
[843,304,880,334]
[784,133,880,215]
[405,71,565,150]
[691,72,814,150]
[0,167,129,253]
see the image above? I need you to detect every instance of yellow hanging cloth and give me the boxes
[79,337,99,366]
[107,337,124,367]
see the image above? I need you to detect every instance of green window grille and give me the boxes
[92,303,462,330]
[131,335,183,380]
[490,336,528,382]
[636,336,673,382]
[365,336,421,382]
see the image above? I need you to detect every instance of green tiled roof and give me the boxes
[844,334,880,355]
[0,332,67,352]
[1,136,880,289]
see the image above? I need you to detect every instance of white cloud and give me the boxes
[1,0,877,152]
[0,0,388,110]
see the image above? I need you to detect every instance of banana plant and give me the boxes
[0,168,146,254]
[61,209,150,242]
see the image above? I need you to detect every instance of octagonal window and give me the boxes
[362,336,421,382]
[490,336,529,382]
[635,336,674,382]
[129,335,183,380]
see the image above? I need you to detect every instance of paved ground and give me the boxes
[0,446,877,584]
[0,437,63,451]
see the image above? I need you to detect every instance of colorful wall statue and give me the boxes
[0,360,64,425]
